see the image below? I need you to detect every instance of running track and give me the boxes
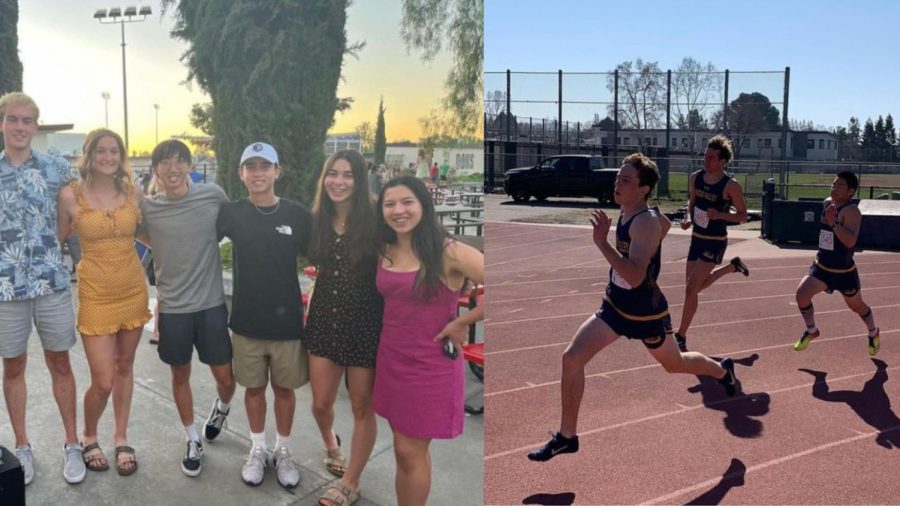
[484,221,900,505]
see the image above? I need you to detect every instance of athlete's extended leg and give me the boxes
[793,275,828,351]
[527,315,618,462]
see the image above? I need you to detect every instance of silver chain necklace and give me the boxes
[252,197,280,216]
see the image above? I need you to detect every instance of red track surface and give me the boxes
[484,222,900,505]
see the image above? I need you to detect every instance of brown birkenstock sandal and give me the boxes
[115,446,138,476]
[82,442,109,472]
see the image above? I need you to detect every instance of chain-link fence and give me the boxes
[485,67,801,192]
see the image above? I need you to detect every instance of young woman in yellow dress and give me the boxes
[57,128,150,476]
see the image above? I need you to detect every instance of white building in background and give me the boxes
[384,142,482,175]
[324,133,362,155]
[32,125,85,158]
[589,126,839,161]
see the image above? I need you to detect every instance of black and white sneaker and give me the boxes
[718,358,738,396]
[730,257,750,277]
[204,398,230,441]
[182,440,203,477]
[527,432,579,462]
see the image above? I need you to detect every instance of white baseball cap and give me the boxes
[240,142,279,166]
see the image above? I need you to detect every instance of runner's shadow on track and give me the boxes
[688,354,769,438]
[684,458,747,505]
[799,358,900,449]
[522,492,576,505]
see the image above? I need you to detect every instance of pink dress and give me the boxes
[372,264,464,439]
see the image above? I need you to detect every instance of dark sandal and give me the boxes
[115,446,138,476]
[323,433,346,477]
[319,480,360,506]
[82,442,109,472]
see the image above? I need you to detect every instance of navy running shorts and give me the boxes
[809,263,861,297]
[687,235,727,265]
[596,300,668,349]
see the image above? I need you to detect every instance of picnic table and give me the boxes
[434,204,483,236]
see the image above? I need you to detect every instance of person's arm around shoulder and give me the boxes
[432,240,485,351]
[57,184,77,243]
[833,204,861,249]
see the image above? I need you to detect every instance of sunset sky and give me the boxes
[17,1,454,154]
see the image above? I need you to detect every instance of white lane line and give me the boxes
[484,329,900,397]
[485,367,900,461]
[486,301,900,329]
[642,424,900,504]
[491,283,900,305]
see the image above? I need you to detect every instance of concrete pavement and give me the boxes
[0,288,484,505]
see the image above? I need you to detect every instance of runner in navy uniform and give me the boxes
[528,153,738,462]
[793,171,880,355]
[675,135,750,352]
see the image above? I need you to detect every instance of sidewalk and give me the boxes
[0,288,484,505]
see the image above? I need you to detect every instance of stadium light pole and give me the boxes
[153,103,159,145]
[101,91,110,127]
[93,6,152,154]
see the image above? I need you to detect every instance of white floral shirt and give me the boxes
[0,150,75,301]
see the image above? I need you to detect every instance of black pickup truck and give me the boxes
[503,155,618,204]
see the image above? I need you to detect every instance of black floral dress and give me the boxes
[303,232,383,367]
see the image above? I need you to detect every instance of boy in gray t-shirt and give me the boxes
[140,140,235,477]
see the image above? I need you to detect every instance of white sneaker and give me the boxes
[273,446,300,489]
[15,444,34,486]
[63,443,86,484]
[241,446,266,486]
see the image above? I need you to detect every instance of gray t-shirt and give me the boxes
[141,183,229,313]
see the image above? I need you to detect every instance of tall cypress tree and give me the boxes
[374,98,386,165]
[0,0,24,152]
[163,0,358,203]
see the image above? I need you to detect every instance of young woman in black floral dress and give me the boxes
[304,150,383,506]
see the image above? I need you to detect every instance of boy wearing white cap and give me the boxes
[217,142,311,488]
[140,139,236,477]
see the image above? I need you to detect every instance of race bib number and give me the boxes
[611,269,633,289]
[693,207,710,229]
[819,230,834,251]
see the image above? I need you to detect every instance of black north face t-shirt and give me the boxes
[217,198,311,340]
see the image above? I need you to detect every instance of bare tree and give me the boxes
[484,89,506,118]
[672,57,722,153]
[606,59,666,145]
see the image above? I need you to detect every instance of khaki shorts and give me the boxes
[232,333,309,389]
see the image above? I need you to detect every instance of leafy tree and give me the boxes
[374,98,386,165]
[0,0,24,152]
[874,116,887,149]
[727,92,780,156]
[162,0,361,203]
[402,0,483,137]
[355,121,374,153]
[861,118,877,160]
[885,114,897,147]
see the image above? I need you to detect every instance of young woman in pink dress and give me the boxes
[372,176,484,505]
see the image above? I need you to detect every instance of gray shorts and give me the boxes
[0,291,77,358]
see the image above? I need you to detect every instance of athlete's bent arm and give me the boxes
[832,206,861,249]
[708,180,748,224]
[594,212,660,288]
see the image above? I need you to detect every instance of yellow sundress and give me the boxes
[71,182,151,335]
